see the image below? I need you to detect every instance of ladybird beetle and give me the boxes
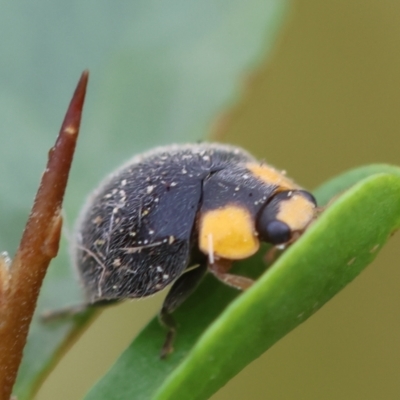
[73,143,317,357]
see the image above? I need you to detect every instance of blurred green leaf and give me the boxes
[4,1,290,398]
[85,169,400,400]
[313,164,400,205]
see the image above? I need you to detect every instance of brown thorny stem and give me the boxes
[0,71,88,400]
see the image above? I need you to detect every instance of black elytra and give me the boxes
[73,143,317,357]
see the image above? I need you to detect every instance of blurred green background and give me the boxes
[1,0,399,399]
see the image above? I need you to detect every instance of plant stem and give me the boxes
[0,71,88,400]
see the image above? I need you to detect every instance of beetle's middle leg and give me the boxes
[159,262,207,358]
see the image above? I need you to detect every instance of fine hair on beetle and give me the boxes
[69,142,317,358]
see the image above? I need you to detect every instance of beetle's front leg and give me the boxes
[208,258,254,290]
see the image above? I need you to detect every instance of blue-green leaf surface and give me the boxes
[0,1,290,398]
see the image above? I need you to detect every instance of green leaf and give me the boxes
[5,1,290,398]
[85,169,400,400]
[313,164,400,205]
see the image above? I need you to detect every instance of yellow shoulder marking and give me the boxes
[246,163,298,190]
[199,204,259,260]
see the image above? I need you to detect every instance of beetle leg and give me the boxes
[41,304,89,321]
[41,299,119,321]
[208,258,254,290]
[159,262,207,359]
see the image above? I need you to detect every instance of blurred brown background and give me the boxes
[38,1,400,399]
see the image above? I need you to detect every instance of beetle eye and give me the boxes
[265,220,291,245]
[256,191,293,245]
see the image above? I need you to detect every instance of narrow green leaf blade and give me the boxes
[154,173,400,399]
[314,164,400,205]
[85,171,400,399]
